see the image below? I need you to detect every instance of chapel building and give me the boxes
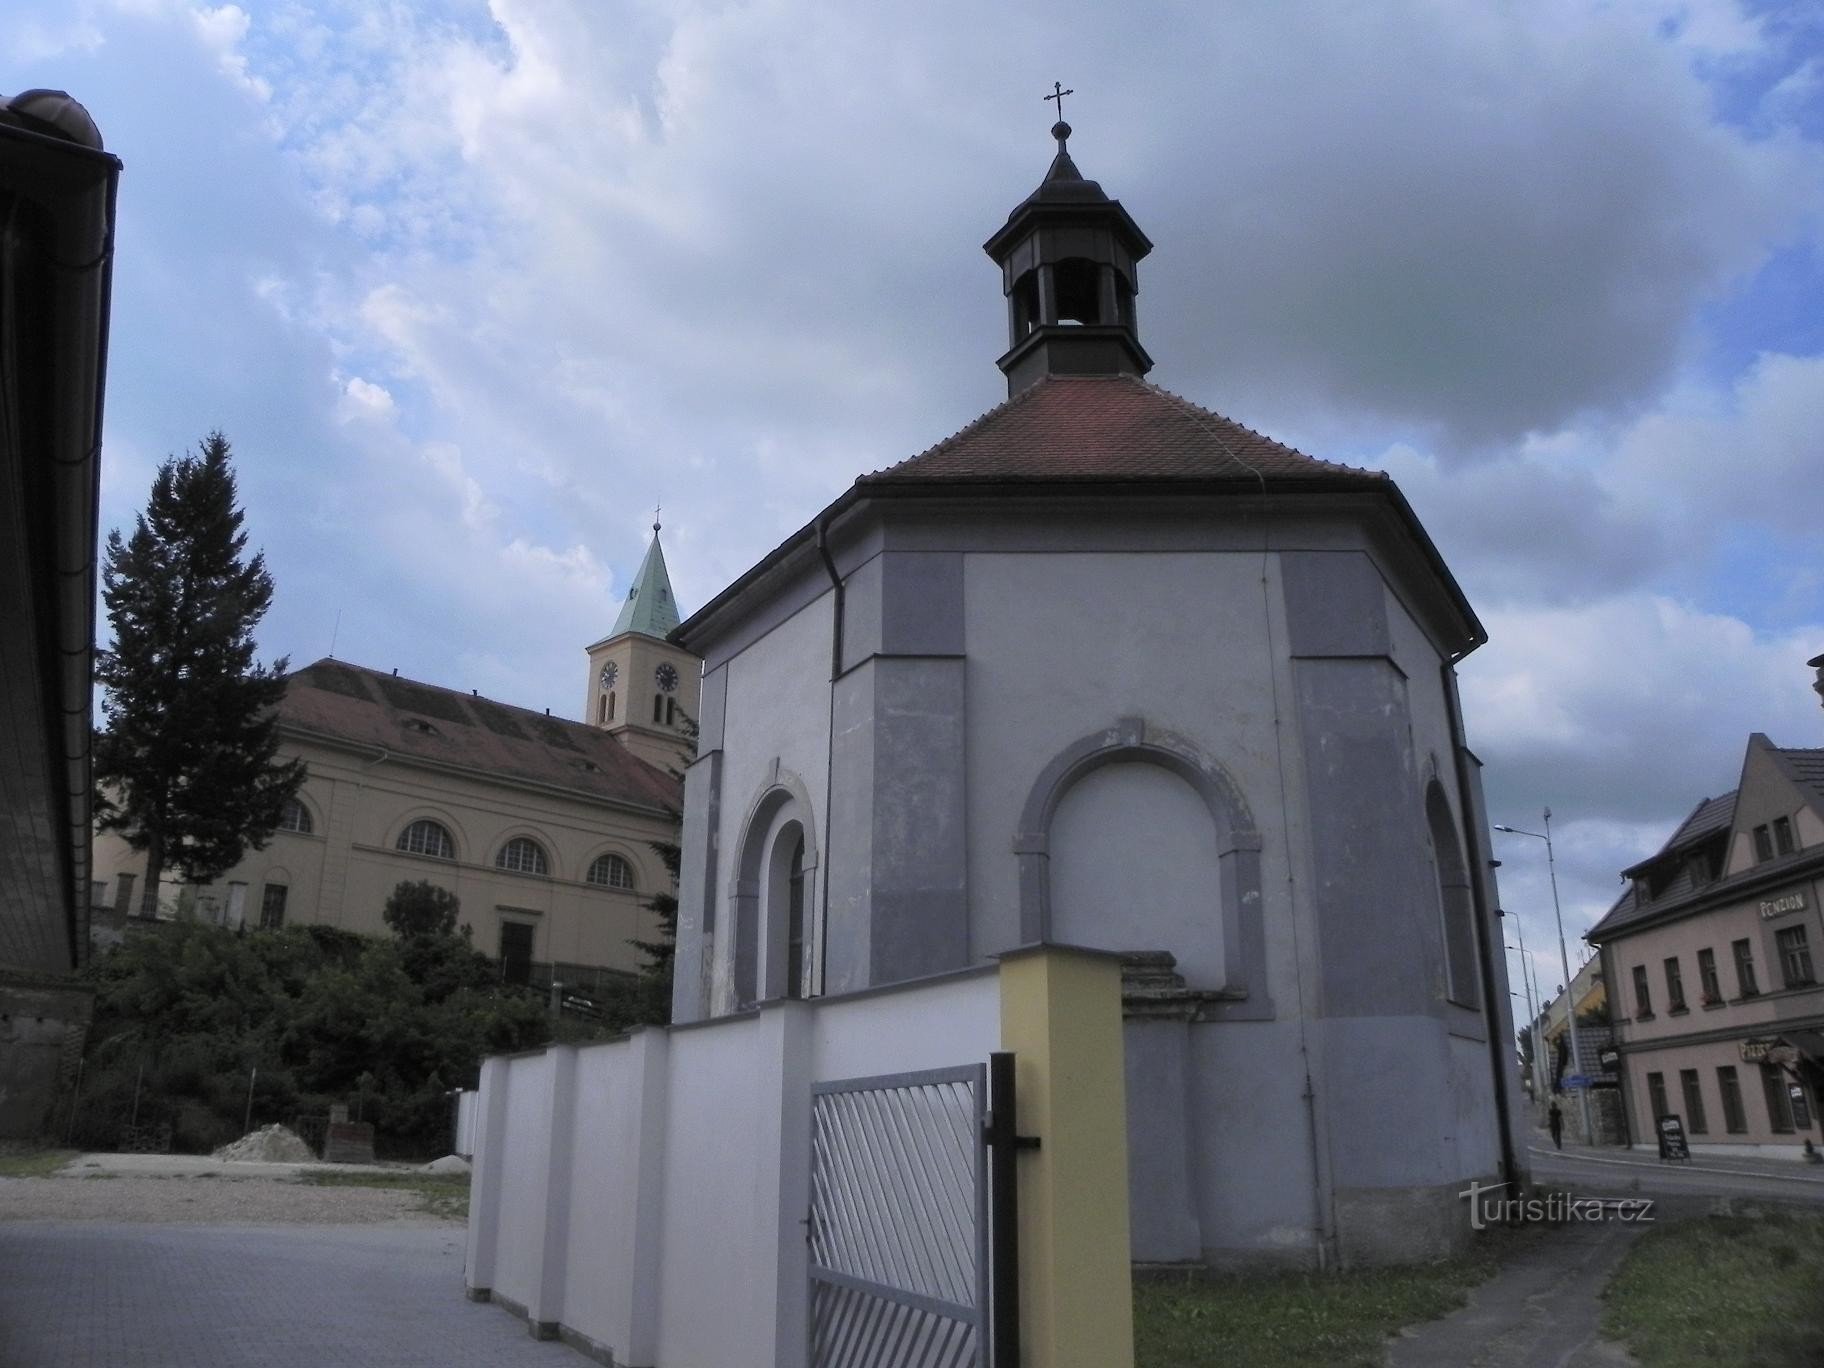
[668,123,1524,1266]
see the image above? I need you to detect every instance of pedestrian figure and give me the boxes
[1549,1100,1564,1150]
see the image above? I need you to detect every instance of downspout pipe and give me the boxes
[814,519,844,995]
[1442,654,1522,1189]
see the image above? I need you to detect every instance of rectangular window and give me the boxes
[1772,816,1795,856]
[1664,956,1687,1012]
[1776,926,1815,988]
[1633,965,1653,1018]
[1718,1066,1747,1133]
[1753,824,1774,862]
[1733,938,1760,997]
[1761,1063,1795,1133]
[499,921,534,986]
[652,693,665,724]
[1697,947,1722,1005]
[113,872,137,915]
[1647,1071,1670,1122]
[1679,1069,1708,1133]
[258,884,288,930]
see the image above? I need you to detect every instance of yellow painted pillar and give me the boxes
[998,945,1134,1368]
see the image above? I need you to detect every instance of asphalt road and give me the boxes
[1528,1142,1824,1203]
[0,1223,589,1368]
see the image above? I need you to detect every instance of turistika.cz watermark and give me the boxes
[1458,1181,1655,1231]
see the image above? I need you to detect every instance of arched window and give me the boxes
[607,691,616,721]
[278,797,312,834]
[586,853,635,890]
[598,694,607,724]
[653,693,664,723]
[1426,783,1481,1011]
[397,819,455,860]
[666,697,676,726]
[496,837,549,876]
[1054,257,1101,324]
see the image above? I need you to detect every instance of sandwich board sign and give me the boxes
[1655,1114,1690,1163]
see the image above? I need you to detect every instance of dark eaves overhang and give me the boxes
[1586,846,1824,945]
[673,472,1487,659]
[0,95,122,967]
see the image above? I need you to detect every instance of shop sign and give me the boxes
[1759,889,1808,920]
[1655,1114,1690,1163]
[1742,1036,1798,1066]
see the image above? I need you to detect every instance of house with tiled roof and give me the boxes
[1586,723,1824,1159]
[667,121,1523,1267]
[91,545,697,995]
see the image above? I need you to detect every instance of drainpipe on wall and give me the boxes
[814,519,844,997]
[1442,657,1522,1189]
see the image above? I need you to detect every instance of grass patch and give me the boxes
[0,1146,76,1179]
[297,1169,470,1221]
[1134,1247,1503,1368]
[1602,1207,1824,1368]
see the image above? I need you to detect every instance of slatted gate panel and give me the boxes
[809,1064,988,1368]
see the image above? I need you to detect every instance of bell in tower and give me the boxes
[983,115,1154,397]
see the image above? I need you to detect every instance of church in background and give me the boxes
[668,119,1524,1267]
[90,528,699,997]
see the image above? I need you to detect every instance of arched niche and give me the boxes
[728,768,820,1010]
[1425,781,1480,1010]
[1014,717,1270,1015]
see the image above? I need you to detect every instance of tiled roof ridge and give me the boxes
[859,373,1389,485]
[859,375,1054,481]
[294,656,592,733]
[1135,376,1390,481]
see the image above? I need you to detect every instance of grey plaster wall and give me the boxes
[1052,763,1226,986]
[671,751,722,1024]
[708,595,836,1015]
[960,550,1290,962]
[1184,1021,1323,1265]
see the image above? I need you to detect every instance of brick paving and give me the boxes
[0,1222,588,1367]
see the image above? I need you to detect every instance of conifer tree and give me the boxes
[94,431,304,914]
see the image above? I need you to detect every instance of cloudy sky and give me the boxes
[16,0,1824,1011]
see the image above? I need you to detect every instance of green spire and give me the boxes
[610,523,680,639]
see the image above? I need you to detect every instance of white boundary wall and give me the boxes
[464,966,1002,1367]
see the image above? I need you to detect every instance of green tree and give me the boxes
[94,432,303,912]
[382,880,461,940]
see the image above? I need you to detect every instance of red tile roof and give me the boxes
[280,659,681,815]
[858,374,1390,488]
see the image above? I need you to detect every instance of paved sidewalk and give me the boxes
[1386,1210,1649,1368]
[0,1222,585,1368]
[1533,1139,1824,1187]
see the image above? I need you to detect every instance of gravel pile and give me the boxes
[420,1155,470,1175]
[212,1124,316,1163]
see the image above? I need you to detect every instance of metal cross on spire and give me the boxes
[1044,81,1073,120]
[652,500,662,534]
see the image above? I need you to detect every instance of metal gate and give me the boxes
[808,1064,989,1368]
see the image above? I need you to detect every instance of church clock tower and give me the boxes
[584,520,700,770]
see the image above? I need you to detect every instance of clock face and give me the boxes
[655,662,680,694]
[599,662,618,690]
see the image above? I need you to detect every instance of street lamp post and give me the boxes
[1494,808,1595,1144]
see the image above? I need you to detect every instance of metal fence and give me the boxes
[808,1064,988,1368]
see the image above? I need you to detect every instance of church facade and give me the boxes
[669,124,1523,1266]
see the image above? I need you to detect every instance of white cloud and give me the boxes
[338,375,395,421]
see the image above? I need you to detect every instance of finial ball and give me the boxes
[1051,120,1071,145]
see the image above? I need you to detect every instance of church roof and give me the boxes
[677,374,1479,654]
[609,529,681,640]
[859,374,1389,488]
[279,659,681,814]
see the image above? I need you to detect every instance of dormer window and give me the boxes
[1754,824,1774,862]
[403,717,439,737]
[1773,816,1795,856]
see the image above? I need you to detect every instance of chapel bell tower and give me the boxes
[584,520,700,771]
[983,118,1154,397]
